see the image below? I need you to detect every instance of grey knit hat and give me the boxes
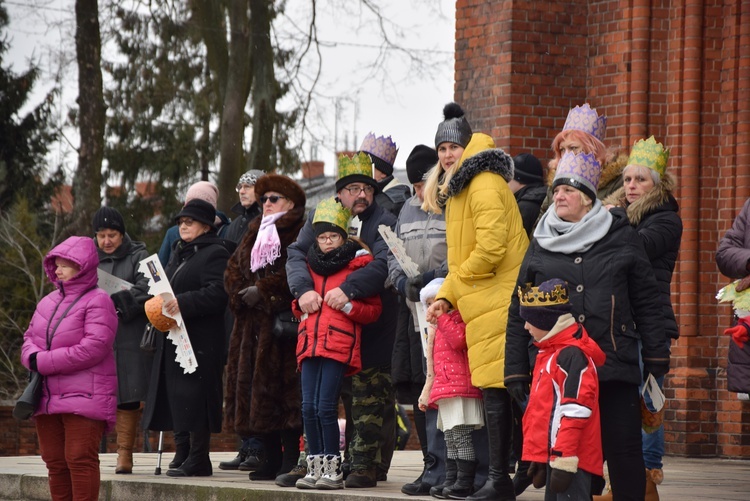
[434,103,473,148]
[238,169,265,186]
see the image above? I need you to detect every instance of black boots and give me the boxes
[168,430,190,469]
[512,460,533,496]
[466,388,515,501]
[218,445,247,470]
[443,459,478,499]
[430,458,458,499]
[166,429,212,477]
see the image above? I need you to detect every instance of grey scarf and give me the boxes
[533,199,613,254]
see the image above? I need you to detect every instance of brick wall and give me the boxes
[455,0,750,458]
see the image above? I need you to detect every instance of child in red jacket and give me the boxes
[519,278,606,500]
[293,197,382,490]
[417,277,484,498]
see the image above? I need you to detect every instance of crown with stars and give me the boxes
[359,132,399,166]
[562,103,608,143]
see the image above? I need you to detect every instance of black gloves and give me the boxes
[404,275,425,303]
[239,286,261,308]
[506,380,530,406]
[549,468,575,493]
[29,352,39,372]
[526,461,547,488]
[643,361,669,382]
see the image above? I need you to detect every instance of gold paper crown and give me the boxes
[337,152,373,181]
[313,197,352,233]
[627,136,670,177]
[518,282,570,307]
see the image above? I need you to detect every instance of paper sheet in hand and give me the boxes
[641,373,665,412]
[378,224,431,357]
[97,269,133,295]
[138,254,197,373]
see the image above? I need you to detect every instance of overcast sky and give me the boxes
[5,0,456,178]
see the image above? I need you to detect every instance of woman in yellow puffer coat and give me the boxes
[424,104,529,500]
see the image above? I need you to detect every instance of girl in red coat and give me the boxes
[417,277,484,499]
[519,278,606,501]
[293,197,382,490]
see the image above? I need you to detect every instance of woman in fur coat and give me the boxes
[224,174,307,484]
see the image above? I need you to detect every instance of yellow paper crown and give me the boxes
[518,282,569,307]
[313,197,352,233]
[337,152,373,180]
[627,136,670,177]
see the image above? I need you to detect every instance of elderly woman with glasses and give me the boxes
[224,174,308,485]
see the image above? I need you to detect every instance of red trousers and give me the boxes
[36,413,106,501]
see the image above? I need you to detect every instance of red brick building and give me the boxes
[454,0,749,458]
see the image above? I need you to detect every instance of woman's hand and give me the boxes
[164,298,180,316]
[299,290,323,314]
[426,299,450,323]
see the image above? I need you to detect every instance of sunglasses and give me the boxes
[260,195,288,204]
[177,218,195,227]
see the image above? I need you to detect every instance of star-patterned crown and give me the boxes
[553,151,602,200]
[359,133,399,166]
[627,136,670,177]
[562,103,608,143]
[313,197,352,233]
[518,281,570,307]
[337,152,373,181]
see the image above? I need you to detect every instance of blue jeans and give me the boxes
[301,356,346,456]
[641,375,665,469]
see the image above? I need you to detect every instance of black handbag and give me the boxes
[272,309,300,339]
[13,372,44,420]
[140,323,159,352]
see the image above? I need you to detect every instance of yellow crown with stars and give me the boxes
[518,282,569,307]
[627,136,670,177]
[313,197,352,233]
[337,152,373,181]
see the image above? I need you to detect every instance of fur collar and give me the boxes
[447,148,514,198]
[603,172,678,226]
[597,152,628,192]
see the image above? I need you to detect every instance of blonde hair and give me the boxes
[421,162,450,214]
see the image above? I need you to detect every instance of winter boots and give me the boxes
[430,458,458,499]
[296,454,324,489]
[442,459,478,499]
[166,429,213,477]
[317,455,344,490]
[169,431,191,469]
[115,408,140,474]
[646,468,662,501]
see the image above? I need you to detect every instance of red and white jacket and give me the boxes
[522,316,606,476]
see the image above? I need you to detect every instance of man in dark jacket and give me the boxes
[508,152,548,238]
[358,132,411,217]
[224,170,265,245]
[287,151,398,488]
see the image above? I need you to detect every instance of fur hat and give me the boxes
[406,145,439,184]
[552,151,601,201]
[420,277,445,307]
[435,103,473,148]
[335,152,379,193]
[92,207,125,234]
[254,173,306,209]
[238,169,265,186]
[174,199,216,228]
[358,133,399,177]
[512,153,544,185]
[185,181,219,209]
[519,278,573,331]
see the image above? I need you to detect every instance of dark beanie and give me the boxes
[314,221,347,240]
[513,153,544,185]
[174,199,216,228]
[406,145,439,184]
[92,207,125,234]
[519,278,573,331]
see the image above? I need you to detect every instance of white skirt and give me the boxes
[436,396,485,432]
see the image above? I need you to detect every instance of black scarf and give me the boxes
[307,239,362,277]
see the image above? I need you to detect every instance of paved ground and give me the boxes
[0,451,748,500]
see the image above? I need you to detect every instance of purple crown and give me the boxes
[359,132,399,166]
[562,103,607,143]
[553,151,602,200]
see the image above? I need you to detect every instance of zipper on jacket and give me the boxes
[312,276,328,356]
[610,295,616,351]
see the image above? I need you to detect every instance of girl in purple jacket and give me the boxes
[21,236,118,501]
[417,277,484,498]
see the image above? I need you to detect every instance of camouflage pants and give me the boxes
[347,365,396,472]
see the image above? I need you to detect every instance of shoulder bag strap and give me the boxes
[45,285,98,349]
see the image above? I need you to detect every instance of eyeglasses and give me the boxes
[342,184,375,196]
[316,233,343,244]
[235,183,253,192]
[177,218,195,227]
[260,195,288,204]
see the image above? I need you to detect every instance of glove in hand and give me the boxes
[526,461,547,489]
[724,323,750,348]
[506,380,530,406]
[549,467,575,493]
[239,286,261,308]
[643,361,669,382]
[405,275,425,303]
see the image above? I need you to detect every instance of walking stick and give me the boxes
[154,431,164,475]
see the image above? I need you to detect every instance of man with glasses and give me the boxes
[286,152,399,488]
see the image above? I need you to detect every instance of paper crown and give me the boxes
[337,152,373,180]
[518,281,570,307]
[553,151,602,200]
[359,133,399,167]
[627,136,670,177]
[313,197,352,232]
[563,103,608,143]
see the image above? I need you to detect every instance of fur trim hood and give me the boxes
[597,151,629,192]
[603,172,678,226]
[447,148,514,198]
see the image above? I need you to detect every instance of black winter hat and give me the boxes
[174,199,216,228]
[435,103,473,148]
[92,207,125,234]
[513,153,544,185]
[406,145,439,184]
[519,278,572,331]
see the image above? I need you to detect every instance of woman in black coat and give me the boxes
[142,199,234,477]
[504,151,670,500]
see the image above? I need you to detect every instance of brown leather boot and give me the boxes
[115,408,139,474]
[645,468,662,501]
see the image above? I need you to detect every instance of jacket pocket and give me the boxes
[60,391,94,399]
[610,295,639,365]
[324,325,356,357]
[296,325,308,357]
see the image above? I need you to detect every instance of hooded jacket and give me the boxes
[522,317,605,476]
[437,133,530,389]
[21,236,118,431]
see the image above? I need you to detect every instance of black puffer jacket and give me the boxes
[505,209,670,386]
[514,183,547,238]
[224,201,262,244]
